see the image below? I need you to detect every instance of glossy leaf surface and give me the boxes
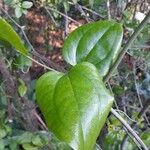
[36,62,114,150]
[0,18,28,56]
[63,20,123,77]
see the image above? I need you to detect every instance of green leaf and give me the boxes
[22,9,28,15]
[36,62,114,150]
[31,135,43,147]
[14,55,32,70]
[89,0,94,7]
[15,7,23,18]
[63,1,70,12]
[18,79,27,97]
[22,144,38,150]
[22,1,33,9]
[0,18,29,56]
[112,85,124,95]
[63,20,123,77]
[18,132,32,144]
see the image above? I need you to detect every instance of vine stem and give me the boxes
[26,56,56,71]
[121,99,150,150]
[104,10,150,82]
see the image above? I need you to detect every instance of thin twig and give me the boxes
[114,109,137,123]
[111,108,148,150]
[131,45,150,49]
[106,0,111,20]
[104,11,150,82]
[45,6,80,25]
[121,99,150,150]
[122,127,143,150]
[26,56,56,71]
[68,1,104,18]
[44,7,58,26]
[81,5,104,18]
[32,51,66,72]
[32,110,48,131]
[124,105,140,111]
[64,9,69,37]
[75,3,91,23]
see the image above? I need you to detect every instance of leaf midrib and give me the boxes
[67,74,85,150]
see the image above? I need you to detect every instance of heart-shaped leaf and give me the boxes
[0,18,28,56]
[36,62,114,150]
[63,20,123,77]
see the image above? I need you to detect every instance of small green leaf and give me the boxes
[18,132,32,144]
[22,1,33,9]
[4,125,12,135]
[63,1,70,12]
[15,7,23,18]
[22,9,28,15]
[0,18,29,56]
[141,130,150,147]
[14,55,32,70]
[112,85,124,95]
[63,20,123,77]
[36,62,114,150]
[18,79,27,97]
[89,0,94,7]
[22,144,38,150]
[32,135,43,147]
